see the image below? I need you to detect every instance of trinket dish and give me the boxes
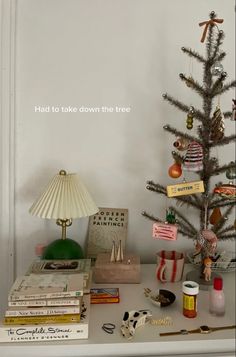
[144,288,176,307]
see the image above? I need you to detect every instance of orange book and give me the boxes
[90,288,119,304]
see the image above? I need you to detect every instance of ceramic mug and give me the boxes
[156,250,184,283]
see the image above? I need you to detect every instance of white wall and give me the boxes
[12,0,235,276]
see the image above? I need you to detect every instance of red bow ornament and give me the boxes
[199,18,224,43]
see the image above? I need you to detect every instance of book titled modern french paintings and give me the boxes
[86,207,128,262]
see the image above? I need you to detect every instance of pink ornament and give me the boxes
[197,229,218,255]
[183,141,203,172]
[153,223,178,241]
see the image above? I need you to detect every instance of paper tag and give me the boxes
[167,180,205,197]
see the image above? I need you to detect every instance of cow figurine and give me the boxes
[121,309,152,339]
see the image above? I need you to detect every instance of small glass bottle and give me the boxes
[209,277,225,316]
[182,281,199,318]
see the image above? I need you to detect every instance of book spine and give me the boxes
[46,298,81,306]
[91,298,120,304]
[0,323,88,342]
[8,298,81,307]
[5,306,80,317]
[8,300,47,307]
[90,293,119,298]
[4,314,81,325]
[9,290,83,301]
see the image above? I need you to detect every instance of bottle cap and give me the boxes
[182,281,199,295]
[213,277,223,290]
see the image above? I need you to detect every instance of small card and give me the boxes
[167,180,205,197]
[153,223,178,241]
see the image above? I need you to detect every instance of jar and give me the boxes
[182,281,199,318]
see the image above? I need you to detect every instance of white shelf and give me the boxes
[0,264,235,357]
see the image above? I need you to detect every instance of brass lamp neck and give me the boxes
[56,219,72,240]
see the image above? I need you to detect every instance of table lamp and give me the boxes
[29,169,99,259]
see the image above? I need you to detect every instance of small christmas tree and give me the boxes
[142,11,236,281]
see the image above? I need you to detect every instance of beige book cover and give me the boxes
[8,273,84,301]
[86,207,128,262]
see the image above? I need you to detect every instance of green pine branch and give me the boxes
[210,29,224,61]
[181,46,206,63]
[217,224,235,237]
[169,206,198,235]
[218,232,236,240]
[223,111,233,119]
[210,75,227,97]
[179,73,206,97]
[214,80,236,96]
[163,124,202,144]
[172,151,184,164]
[210,134,236,148]
[162,93,205,122]
[146,181,166,195]
[215,51,226,62]
[211,162,236,176]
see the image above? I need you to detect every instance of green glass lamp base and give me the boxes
[42,238,84,260]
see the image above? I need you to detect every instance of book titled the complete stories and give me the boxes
[0,295,90,342]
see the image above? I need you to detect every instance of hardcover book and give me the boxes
[87,207,128,262]
[0,295,90,342]
[8,273,84,301]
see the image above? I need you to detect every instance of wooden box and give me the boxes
[93,253,141,284]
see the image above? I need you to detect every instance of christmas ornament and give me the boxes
[166,209,176,224]
[199,12,224,43]
[168,162,182,179]
[232,99,236,121]
[210,106,225,142]
[186,106,195,130]
[183,141,203,172]
[167,180,205,198]
[173,137,189,151]
[153,222,178,241]
[213,183,236,199]
[196,229,218,256]
[226,162,236,180]
[211,61,224,76]
[209,207,222,225]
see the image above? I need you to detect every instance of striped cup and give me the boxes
[156,250,185,283]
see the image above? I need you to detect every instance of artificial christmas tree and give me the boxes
[142,11,236,284]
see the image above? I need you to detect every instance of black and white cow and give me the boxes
[121,309,152,338]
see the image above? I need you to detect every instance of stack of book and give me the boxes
[0,259,92,343]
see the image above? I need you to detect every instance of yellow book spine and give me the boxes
[4,314,80,325]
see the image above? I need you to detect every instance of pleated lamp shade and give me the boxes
[29,170,99,260]
[29,170,98,219]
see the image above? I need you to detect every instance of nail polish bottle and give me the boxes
[209,277,225,316]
